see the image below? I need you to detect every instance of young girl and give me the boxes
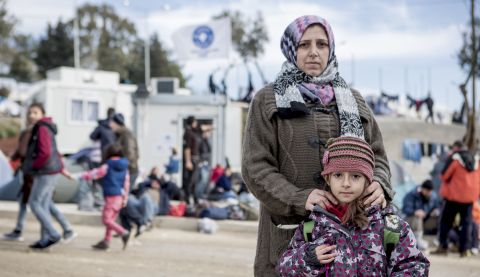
[276,136,430,276]
[71,144,131,250]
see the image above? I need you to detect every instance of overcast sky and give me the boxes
[6,0,473,111]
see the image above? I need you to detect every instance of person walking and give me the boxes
[22,103,74,249]
[70,144,131,250]
[3,103,76,243]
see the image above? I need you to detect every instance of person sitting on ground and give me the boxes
[68,144,131,250]
[208,167,237,201]
[402,179,440,250]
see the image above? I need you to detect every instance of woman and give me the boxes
[241,15,393,276]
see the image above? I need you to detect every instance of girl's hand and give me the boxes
[62,169,74,181]
[305,189,337,211]
[363,181,387,208]
[315,244,338,264]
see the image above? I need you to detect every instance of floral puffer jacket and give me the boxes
[276,205,430,276]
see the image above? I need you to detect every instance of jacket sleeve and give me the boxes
[352,90,393,200]
[388,220,430,276]
[119,132,138,167]
[276,224,327,276]
[241,90,314,217]
[367,108,394,200]
[80,164,108,181]
[89,125,101,141]
[441,160,458,183]
[32,125,52,169]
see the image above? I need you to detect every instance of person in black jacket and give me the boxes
[90,107,116,160]
[23,103,73,249]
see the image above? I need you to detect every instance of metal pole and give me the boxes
[73,1,80,68]
[145,37,150,87]
[144,16,150,88]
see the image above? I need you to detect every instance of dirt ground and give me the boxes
[0,217,479,276]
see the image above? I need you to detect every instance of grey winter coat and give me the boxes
[241,85,393,276]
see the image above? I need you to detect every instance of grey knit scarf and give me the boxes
[273,60,364,139]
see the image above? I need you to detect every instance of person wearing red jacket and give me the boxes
[3,103,75,243]
[22,103,69,250]
[432,141,480,257]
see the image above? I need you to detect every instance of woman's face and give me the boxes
[328,172,366,204]
[296,25,329,77]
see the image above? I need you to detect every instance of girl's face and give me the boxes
[328,172,366,204]
[296,24,329,77]
[27,107,44,125]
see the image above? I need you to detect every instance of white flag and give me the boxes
[172,18,231,60]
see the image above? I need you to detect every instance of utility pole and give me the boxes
[73,0,80,69]
[466,0,477,151]
[74,16,80,68]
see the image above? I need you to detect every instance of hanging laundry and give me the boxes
[402,139,422,163]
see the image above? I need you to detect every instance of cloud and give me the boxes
[4,0,467,109]
[6,0,78,36]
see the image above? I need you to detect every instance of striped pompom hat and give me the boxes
[321,136,375,183]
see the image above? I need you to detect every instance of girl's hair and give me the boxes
[28,103,45,115]
[104,144,124,159]
[324,175,369,229]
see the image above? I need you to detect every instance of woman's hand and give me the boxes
[362,181,387,208]
[305,189,337,211]
[315,244,338,264]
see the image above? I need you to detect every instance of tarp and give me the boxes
[0,151,13,187]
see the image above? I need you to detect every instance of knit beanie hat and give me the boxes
[112,113,125,126]
[321,136,375,183]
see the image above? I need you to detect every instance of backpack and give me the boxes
[302,214,401,260]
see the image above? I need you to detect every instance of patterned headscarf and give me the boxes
[274,15,364,139]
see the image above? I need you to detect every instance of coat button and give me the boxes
[313,171,323,185]
[308,137,319,148]
[308,137,323,148]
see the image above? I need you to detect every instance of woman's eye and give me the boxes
[317,41,328,48]
[298,43,307,48]
[333,173,342,178]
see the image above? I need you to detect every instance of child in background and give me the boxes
[70,144,131,250]
[276,136,429,276]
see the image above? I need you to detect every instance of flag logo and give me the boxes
[172,18,231,60]
[193,26,214,49]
